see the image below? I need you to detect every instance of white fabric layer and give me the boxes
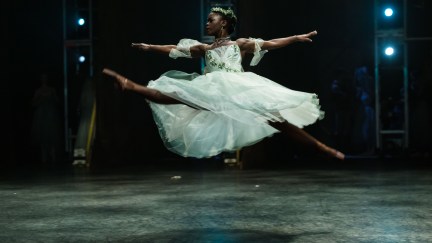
[148,40,324,158]
[169,39,202,59]
[249,38,268,66]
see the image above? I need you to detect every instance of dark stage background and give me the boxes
[3,0,431,169]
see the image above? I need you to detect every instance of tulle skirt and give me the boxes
[147,70,324,158]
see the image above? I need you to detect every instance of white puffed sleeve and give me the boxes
[169,39,203,59]
[249,38,268,66]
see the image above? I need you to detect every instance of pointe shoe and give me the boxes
[102,68,131,90]
[335,151,345,160]
[317,142,345,160]
[102,68,118,77]
[323,147,345,160]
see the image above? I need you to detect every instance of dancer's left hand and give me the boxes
[296,30,318,42]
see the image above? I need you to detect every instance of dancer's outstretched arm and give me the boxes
[131,43,176,55]
[131,43,208,58]
[237,30,318,53]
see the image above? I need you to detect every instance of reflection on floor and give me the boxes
[1,162,432,242]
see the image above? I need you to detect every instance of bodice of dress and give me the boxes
[204,44,243,74]
[169,38,268,71]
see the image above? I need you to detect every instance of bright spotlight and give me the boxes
[78,18,85,26]
[384,8,393,17]
[384,47,394,56]
[79,55,86,63]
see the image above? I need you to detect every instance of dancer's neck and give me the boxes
[214,36,231,45]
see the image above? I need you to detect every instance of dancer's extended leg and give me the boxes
[102,68,184,105]
[269,120,345,160]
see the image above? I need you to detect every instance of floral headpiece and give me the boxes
[211,7,237,20]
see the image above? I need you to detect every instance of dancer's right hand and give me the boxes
[131,43,151,51]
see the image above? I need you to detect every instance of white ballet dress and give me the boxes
[147,38,324,158]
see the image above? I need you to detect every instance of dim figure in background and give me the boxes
[329,69,355,152]
[31,74,62,166]
[102,7,344,160]
[408,48,432,158]
[353,66,375,154]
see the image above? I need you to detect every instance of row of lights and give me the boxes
[383,7,395,57]
[76,18,86,63]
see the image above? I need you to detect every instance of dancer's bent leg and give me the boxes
[102,68,184,105]
[268,120,345,160]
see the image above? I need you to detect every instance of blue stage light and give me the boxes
[78,18,85,26]
[384,8,393,17]
[384,47,394,56]
[79,55,86,63]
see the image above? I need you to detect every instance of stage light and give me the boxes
[384,47,394,56]
[384,8,394,17]
[79,55,86,63]
[78,18,85,26]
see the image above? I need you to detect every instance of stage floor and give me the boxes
[1,166,432,242]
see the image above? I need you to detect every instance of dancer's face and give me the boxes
[205,12,226,36]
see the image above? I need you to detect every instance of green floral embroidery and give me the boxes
[205,45,241,73]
